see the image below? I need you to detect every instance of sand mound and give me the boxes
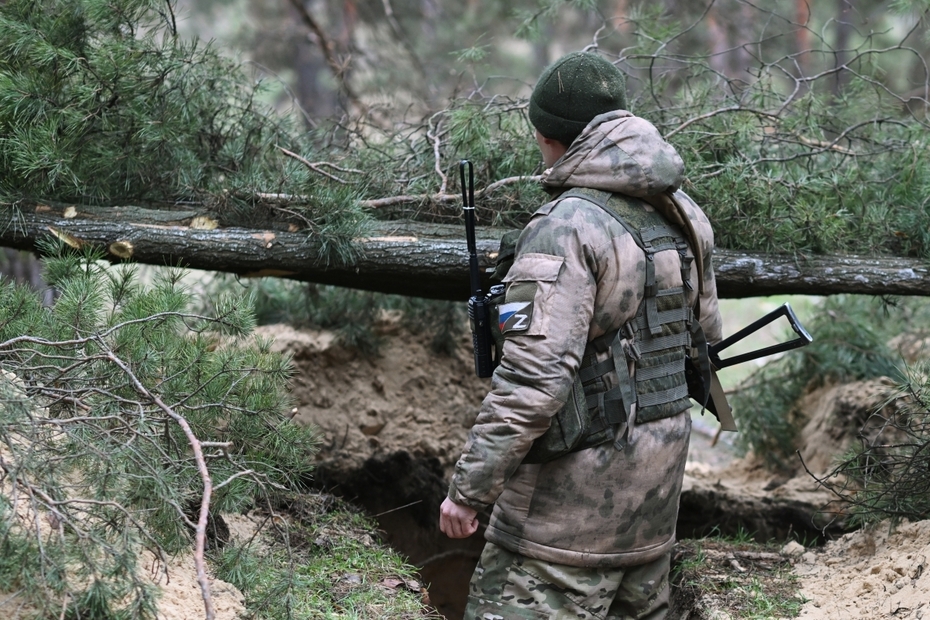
[795,519,930,619]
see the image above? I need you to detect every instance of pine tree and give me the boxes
[0,242,318,618]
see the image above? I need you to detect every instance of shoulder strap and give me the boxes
[640,191,706,296]
[557,188,643,245]
[559,187,706,295]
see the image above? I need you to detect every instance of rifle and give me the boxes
[461,160,498,378]
[688,302,813,431]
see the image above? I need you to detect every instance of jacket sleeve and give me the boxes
[696,247,723,346]
[675,190,723,345]
[447,206,599,510]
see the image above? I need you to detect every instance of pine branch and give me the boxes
[358,175,542,208]
[0,251,316,617]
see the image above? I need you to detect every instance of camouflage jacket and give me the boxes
[447,110,723,568]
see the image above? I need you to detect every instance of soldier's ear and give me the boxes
[535,129,569,167]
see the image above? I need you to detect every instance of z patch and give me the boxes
[499,300,534,333]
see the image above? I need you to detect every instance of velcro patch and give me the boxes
[499,300,534,333]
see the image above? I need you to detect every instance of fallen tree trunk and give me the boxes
[2,201,929,299]
[711,251,930,298]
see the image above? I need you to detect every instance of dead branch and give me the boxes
[276,145,355,184]
[427,116,448,195]
[480,174,542,196]
[104,349,216,620]
[358,192,460,209]
[358,174,541,209]
[664,105,749,139]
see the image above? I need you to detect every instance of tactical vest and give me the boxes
[497,188,712,464]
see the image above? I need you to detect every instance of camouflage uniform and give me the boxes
[447,110,723,618]
[466,542,670,619]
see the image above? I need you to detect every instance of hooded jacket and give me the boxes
[447,110,723,567]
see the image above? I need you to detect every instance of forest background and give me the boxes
[3,0,930,618]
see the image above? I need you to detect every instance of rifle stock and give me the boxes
[710,303,813,369]
[688,302,813,431]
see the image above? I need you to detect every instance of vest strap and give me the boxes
[611,334,637,418]
[677,239,694,291]
[589,331,613,353]
[635,359,685,382]
[641,226,677,244]
[579,357,615,383]
[630,305,691,330]
[636,331,691,354]
[637,383,690,408]
[519,187,708,462]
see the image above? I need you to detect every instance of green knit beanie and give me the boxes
[529,51,628,146]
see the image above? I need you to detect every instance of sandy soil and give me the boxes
[144,551,245,620]
[0,409,245,620]
[794,520,930,619]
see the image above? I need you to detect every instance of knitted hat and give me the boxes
[529,51,628,146]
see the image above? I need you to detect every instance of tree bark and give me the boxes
[711,251,930,298]
[3,201,929,300]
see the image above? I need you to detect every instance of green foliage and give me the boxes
[0,0,369,261]
[730,296,925,467]
[6,1,930,265]
[635,39,930,258]
[312,95,544,230]
[211,494,438,619]
[891,0,930,15]
[819,361,930,527]
[673,536,806,619]
[0,0,296,204]
[453,41,491,64]
[0,245,319,616]
[294,1,930,261]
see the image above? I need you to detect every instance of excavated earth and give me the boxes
[259,321,930,620]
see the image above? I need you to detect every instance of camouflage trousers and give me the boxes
[463,542,669,620]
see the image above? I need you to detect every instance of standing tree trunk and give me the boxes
[795,0,812,77]
[0,248,53,305]
[833,0,852,95]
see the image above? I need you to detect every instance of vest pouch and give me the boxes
[489,230,521,284]
[523,373,589,464]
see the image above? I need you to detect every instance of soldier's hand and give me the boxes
[439,497,479,539]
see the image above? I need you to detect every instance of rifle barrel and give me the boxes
[460,160,482,297]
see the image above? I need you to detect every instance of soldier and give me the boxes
[439,50,724,619]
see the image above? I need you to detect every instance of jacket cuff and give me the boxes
[447,481,491,512]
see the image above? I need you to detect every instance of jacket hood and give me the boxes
[541,110,684,197]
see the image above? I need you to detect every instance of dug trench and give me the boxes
[264,322,863,620]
